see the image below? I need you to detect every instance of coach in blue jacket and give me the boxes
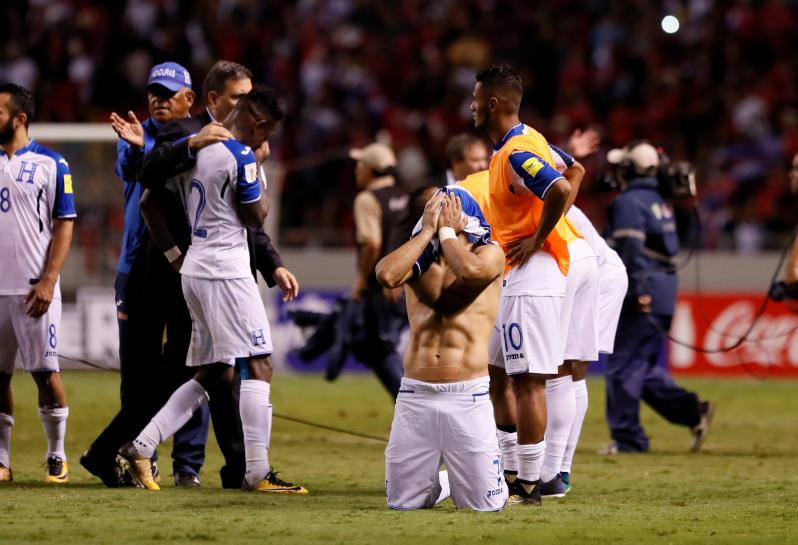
[602,142,713,454]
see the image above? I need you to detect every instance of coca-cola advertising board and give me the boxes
[670,293,798,377]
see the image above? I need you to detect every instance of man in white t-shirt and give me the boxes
[0,83,76,484]
[118,86,306,494]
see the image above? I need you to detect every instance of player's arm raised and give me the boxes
[376,192,445,288]
[139,188,183,271]
[437,193,505,286]
[549,144,585,214]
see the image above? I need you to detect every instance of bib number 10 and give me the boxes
[501,322,523,352]
[189,179,208,239]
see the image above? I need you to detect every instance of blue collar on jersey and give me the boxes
[1,138,36,158]
[493,122,525,151]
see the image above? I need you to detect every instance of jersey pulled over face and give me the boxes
[167,139,261,280]
[0,139,76,297]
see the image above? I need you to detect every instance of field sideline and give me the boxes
[0,371,795,545]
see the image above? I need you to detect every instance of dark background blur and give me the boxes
[3,0,798,260]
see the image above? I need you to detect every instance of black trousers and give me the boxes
[87,245,246,487]
[604,310,701,452]
[87,267,208,474]
[350,289,406,399]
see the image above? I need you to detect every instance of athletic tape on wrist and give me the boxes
[438,227,457,242]
[164,246,182,263]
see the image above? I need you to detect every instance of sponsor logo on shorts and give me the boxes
[486,487,504,498]
[45,350,57,357]
[506,352,524,360]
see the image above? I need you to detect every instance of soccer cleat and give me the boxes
[45,456,69,484]
[80,450,133,488]
[561,471,571,494]
[508,479,542,506]
[538,474,566,498]
[504,470,521,496]
[0,463,12,483]
[117,442,160,491]
[690,400,716,452]
[244,469,309,494]
[175,471,201,487]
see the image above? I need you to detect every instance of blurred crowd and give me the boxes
[2,0,798,251]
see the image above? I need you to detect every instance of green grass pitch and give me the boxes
[0,371,796,545]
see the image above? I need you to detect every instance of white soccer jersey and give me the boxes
[168,139,262,280]
[0,139,77,297]
[547,144,623,269]
[566,206,624,269]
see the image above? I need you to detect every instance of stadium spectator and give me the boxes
[2,1,797,249]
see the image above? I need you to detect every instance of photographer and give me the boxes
[601,142,714,454]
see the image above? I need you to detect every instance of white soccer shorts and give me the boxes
[0,295,61,373]
[598,261,628,354]
[385,376,508,512]
[561,251,600,362]
[181,276,272,367]
[489,294,564,375]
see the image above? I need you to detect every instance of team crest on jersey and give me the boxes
[244,163,258,183]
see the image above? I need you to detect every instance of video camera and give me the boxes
[598,142,697,199]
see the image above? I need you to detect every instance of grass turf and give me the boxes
[0,371,795,545]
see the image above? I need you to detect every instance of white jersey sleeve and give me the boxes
[178,139,261,280]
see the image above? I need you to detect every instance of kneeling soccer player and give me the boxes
[117,86,306,493]
[376,187,507,511]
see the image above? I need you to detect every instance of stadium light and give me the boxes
[661,15,680,34]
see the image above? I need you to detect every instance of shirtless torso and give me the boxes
[403,244,502,383]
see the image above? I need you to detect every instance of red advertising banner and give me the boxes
[669,293,798,377]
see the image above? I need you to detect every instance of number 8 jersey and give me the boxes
[0,139,77,297]
[167,139,261,280]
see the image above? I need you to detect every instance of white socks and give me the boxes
[0,413,13,467]
[436,470,451,504]
[497,429,518,473]
[38,407,68,461]
[517,441,545,482]
[562,379,588,474]
[240,379,272,487]
[540,375,575,483]
[135,379,208,458]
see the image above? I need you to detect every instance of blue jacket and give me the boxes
[606,177,679,316]
[115,117,161,274]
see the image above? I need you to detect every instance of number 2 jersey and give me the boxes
[167,139,261,280]
[0,139,77,297]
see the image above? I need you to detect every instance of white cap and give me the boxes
[607,142,660,173]
[349,142,397,171]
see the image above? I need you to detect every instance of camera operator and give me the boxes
[601,141,714,454]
